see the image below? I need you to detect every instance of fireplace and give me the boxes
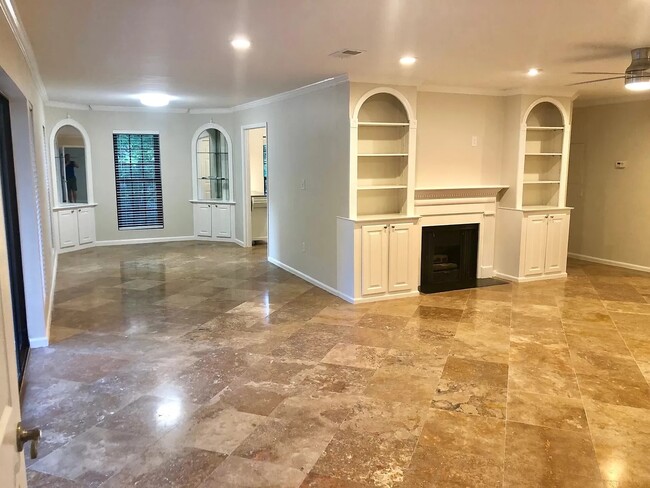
[420,224,479,293]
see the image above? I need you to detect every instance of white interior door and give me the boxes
[523,214,548,276]
[388,222,413,292]
[0,191,27,488]
[361,224,389,296]
[544,213,569,274]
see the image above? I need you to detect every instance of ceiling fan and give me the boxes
[568,47,650,91]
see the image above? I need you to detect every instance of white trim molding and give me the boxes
[568,253,650,274]
[268,256,344,301]
[495,271,567,283]
[0,0,48,101]
[95,236,195,247]
[415,185,508,201]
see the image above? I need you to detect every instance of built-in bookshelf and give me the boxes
[355,93,412,217]
[522,102,567,208]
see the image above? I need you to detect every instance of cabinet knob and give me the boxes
[384,225,388,229]
[550,215,554,219]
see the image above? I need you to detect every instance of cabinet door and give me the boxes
[544,213,569,274]
[361,224,389,296]
[212,205,231,238]
[58,210,78,249]
[388,223,413,293]
[77,208,95,245]
[194,204,212,237]
[523,214,548,276]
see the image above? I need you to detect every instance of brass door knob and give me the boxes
[16,422,41,459]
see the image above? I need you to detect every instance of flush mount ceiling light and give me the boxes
[231,37,251,50]
[400,56,417,66]
[527,68,541,77]
[139,93,172,107]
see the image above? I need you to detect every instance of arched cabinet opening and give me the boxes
[190,123,235,241]
[522,101,567,209]
[49,119,96,252]
[355,92,413,218]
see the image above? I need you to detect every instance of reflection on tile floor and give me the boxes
[23,242,650,487]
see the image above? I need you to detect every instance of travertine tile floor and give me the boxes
[22,242,650,487]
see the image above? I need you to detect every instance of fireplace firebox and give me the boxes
[420,224,479,293]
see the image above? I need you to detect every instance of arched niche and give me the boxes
[353,87,414,123]
[523,98,568,127]
[49,119,94,205]
[190,123,234,201]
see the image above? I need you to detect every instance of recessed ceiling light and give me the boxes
[527,68,541,77]
[231,37,251,50]
[139,93,171,107]
[400,56,417,66]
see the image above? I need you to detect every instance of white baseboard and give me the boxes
[233,238,245,247]
[351,290,421,304]
[29,336,49,348]
[267,256,346,301]
[95,235,195,247]
[568,253,650,274]
[494,271,567,283]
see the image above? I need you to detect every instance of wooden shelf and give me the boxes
[526,126,564,131]
[523,180,561,185]
[525,152,562,156]
[352,213,419,222]
[358,153,408,157]
[358,185,407,191]
[358,122,409,127]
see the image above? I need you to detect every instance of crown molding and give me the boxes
[418,84,507,97]
[500,87,577,98]
[0,0,48,101]
[89,105,189,113]
[573,92,650,108]
[188,107,234,114]
[231,74,349,112]
[46,101,91,111]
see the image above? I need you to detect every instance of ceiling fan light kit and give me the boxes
[624,47,650,91]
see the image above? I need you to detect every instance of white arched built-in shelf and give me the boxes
[49,118,95,206]
[189,123,236,242]
[350,87,417,219]
[49,118,97,253]
[519,97,572,209]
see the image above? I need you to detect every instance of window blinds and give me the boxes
[112,133,163,230]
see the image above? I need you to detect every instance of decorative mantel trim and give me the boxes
[415,185,508,201]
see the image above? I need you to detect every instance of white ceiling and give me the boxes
[15,0,650,108]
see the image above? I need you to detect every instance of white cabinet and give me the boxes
[388,222,414,292]
[54,206,96,252]
[360,221,415,297]
[58,209,78,249]
[361,224,389,295]
[192,202,233,241]
[522,212,570,278]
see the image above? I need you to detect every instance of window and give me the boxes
[112,133,163,229]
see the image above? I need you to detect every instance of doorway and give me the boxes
[0,93,30,386]
[242,124,269,249]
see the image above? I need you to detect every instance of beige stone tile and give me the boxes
[356,313,411,331]
[414,305,464,322]
[199,456,306,488]
[506,390,589,432]
[364,365,439,405]
[504,422,602,487]
[321,343,392,370]
[449,322,510,364]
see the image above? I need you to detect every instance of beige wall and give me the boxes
[44,108,237,242]
[235,81,350,289]
[568,100,650,268]
[1,15,54,343]
[416,92,505,187]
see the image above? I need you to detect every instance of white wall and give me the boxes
[416,91,505,188]
[248,127,266,195]
[568,99,650,269]
[1,14,54,345]
[44,108,237,242]
[235,80,350,289]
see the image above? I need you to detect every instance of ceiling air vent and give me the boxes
[329,49,365,59]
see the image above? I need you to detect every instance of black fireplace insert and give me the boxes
[420,223,479,293]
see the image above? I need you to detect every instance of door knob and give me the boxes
[16,422,41,459]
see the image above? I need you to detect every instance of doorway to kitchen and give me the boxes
[242,124,269,250]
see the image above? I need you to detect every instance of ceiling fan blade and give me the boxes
[572,71,626,75]
[566,76,626,86]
